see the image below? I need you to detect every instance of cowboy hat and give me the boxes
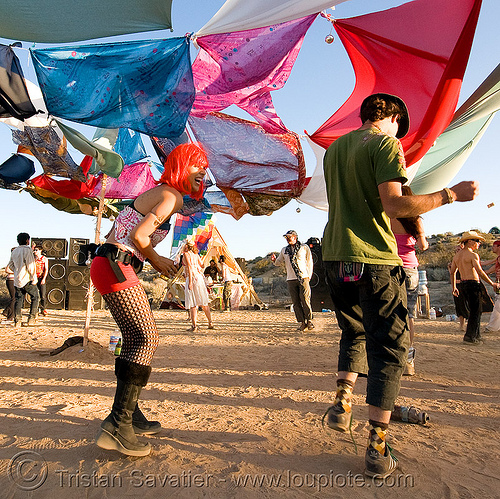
[459,230,485,243]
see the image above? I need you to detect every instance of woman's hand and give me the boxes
[150,256,178,277]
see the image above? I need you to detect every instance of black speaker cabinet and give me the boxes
[306,237,335,312]
[66,267,90,290]
[46,282,66,309]
[32,238,68,258]
[66,289,104,310]
[47,259,67,282]
[69,237,90,266]
[41,260,67,309]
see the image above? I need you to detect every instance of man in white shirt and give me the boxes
[8,232,39,327]
[273,230,314,330]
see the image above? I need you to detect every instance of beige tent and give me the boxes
[160,225,263,310]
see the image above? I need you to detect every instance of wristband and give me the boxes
[443,187,454,204]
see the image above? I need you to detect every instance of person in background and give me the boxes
[204,259,221,283]
[482,240,500,332]
[272,230,314,331]
[8,233,39,327]
[33,246,49,317]
[321,92,478,478]
[1,249,16,324]
[183,241,213,331]
[90,143,208,457]
[390,185,429,376]
[219,255,233,312]
[448,243,468,331]
[450,231,499,344]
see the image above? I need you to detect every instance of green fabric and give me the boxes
[322,128,407,265]
[0,0,172,43]
[56,120,124,179]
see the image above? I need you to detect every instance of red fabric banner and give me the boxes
[309,0,482,166]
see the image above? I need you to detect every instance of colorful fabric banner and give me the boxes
[171,212,214,255]
[12,125,86,182]
[0,44,37,120]
[309,0,482,166]
[189,112,306,197]
[196,0,347,37]
[0,0,172,43]
[192,15,316,134]
[56,120,125,179]
[113,129,147,166]
[31,37,195,138]
[89,162,157,199]
[410,63,500,194]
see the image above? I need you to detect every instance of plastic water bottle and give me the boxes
[391,405,430,424]
[429,307,437,320]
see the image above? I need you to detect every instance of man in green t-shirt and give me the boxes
[321,93,479,478]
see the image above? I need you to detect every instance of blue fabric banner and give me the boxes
[31,37,195,138]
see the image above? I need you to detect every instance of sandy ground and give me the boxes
[0,307,499,498]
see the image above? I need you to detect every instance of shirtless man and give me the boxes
[450,231,500,344]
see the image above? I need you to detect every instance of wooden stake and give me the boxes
[83,174,108,346]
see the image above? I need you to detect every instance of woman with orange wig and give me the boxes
[90,143,208,457]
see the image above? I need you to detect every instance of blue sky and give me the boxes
[0,0,498,264]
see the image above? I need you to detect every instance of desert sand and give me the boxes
[0,307,499,498]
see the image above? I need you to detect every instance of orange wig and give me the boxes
[158,143,208,200]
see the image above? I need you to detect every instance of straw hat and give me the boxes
[459,230,485,243]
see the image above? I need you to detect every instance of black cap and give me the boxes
[361,93,410,138]
[283,230,298,238]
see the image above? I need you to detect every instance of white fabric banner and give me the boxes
[196,0,349,37]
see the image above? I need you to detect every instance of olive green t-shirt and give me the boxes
[322,128,407,265]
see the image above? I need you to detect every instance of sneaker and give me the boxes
[364,445,398,479]
[307,321,315,330]
[322,402,352,433]
[297,322,307,331]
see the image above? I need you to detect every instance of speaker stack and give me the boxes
[306,237,335,312]
[46,259,67,310]
[66,263,104,310]
[31,238,68,258]
[69,238,90,267]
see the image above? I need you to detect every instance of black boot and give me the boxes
[96,359,152,457]
[133,404,162,435]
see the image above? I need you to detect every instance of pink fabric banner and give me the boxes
[309,0,482,166]
[191,14,316,134]
[89,162,157,199]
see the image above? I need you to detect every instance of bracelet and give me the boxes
[443,187,454,204]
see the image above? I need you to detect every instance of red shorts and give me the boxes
[90,256,140,295]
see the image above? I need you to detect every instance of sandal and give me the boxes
[189,325,199,332]
[207,324,215,330]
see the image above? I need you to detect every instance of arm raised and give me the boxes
[378,180,479,219]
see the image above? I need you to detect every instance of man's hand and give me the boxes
[453,287,459,297]
[450,181,479,202]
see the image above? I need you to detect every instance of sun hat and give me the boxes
[459,230,485,243]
